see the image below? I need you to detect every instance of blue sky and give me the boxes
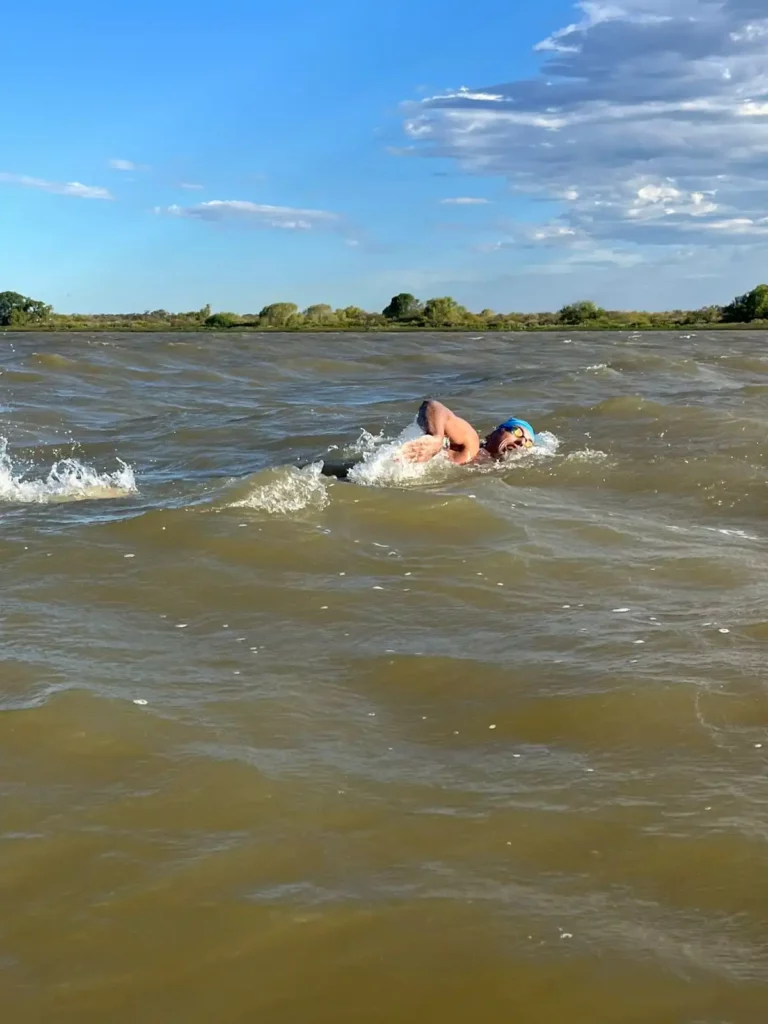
[2,0,767,314]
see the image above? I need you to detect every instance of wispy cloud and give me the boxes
[109,158,144,172]
[439,197,491,205]
[0,172,113,200]
[156,199,340,231]
[474,223,579,250]
[179,182,204,191]
[529,225,578,243]
[401,0,768,261]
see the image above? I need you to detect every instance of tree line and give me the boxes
[3,286,768,332]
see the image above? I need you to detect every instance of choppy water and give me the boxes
[2,330,768,1023]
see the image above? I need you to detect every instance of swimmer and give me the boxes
[399,399,536,466]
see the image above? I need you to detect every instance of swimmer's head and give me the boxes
[484,417,536,458]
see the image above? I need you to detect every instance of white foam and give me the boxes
[347,421,453,487]
[705,526,759,541]
[520,430,559,461]
[583,363,621,377]
[0,437,136,504]
[232,463,330,514]
[565,448,608,463]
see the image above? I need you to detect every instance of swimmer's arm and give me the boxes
[402,400,480,465]
[445,442,480,465]
[416,399,453,439]
[423,400,480,464]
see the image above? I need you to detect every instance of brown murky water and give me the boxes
[2,330,767,1023]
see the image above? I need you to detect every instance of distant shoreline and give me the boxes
[4,287,768,332]
[3,323,767,334]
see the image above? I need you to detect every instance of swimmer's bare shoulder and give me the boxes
[401,399,480,465]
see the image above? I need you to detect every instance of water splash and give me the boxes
[228,425,561,506]
[348,424,560,486]
[347,422,454,487]
[521,430,559,461]
[0,437,137,504]
[232,463,330,514]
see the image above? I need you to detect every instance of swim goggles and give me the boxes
[509,427,534,448]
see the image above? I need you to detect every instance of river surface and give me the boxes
[1,330,767,1023]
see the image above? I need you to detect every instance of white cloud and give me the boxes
[156,199,340,231]
[703,216,768,235]
[401,0,768,262]
[179,182,204,190]
[440,196,491,205]
[530,224,578,241]
[109,158,151,172]
[475,227,644,272]
[427,88,505,103]
[0,172,113,200]
[625,181,719,220]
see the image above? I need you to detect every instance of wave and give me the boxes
[565,448,609,463]
[0,437,137,504]
[231,463,330,514]
[582,363,622,379]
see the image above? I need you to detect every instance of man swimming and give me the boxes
[399,399,536,465]
[308,399,536,479]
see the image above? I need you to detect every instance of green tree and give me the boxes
[382,293,423,321]
[259,302,299,327]
[722,284,768,323]
[0,290,52,326]
[558,300,606,325]
[204,312,239,328]
[682,305,721,325]
[423,296,468,327]
[337,305,368,327]
[303,303,337,326]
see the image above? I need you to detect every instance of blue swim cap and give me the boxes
[497,417,535,441]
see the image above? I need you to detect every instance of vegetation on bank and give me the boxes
[3,286,768,332]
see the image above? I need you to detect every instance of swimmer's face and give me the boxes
[484,426,534,458]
